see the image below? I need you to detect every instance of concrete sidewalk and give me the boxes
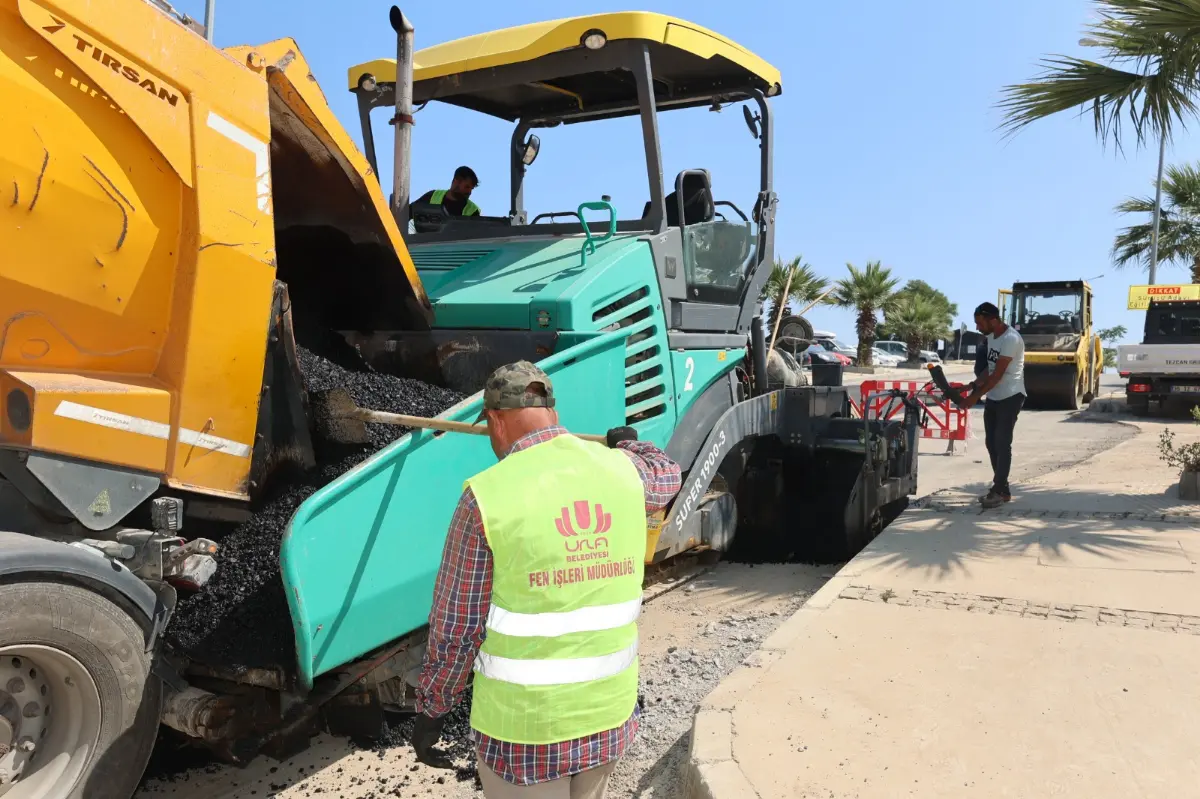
[687,421,1200,798]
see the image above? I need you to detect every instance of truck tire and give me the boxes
[0,581,161,799]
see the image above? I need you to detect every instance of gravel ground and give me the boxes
[607,564,829,798]
[137,563,830,799]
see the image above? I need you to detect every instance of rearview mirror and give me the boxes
[520,134,541,166]
[742,105,761,140]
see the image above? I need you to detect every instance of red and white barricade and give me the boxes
[851,379,971,453]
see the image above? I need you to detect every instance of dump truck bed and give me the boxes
[2,0,431,512]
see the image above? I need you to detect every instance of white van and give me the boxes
[875,341,908,358]
[875,340,942,364]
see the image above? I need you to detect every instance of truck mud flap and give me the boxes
[0,531,169,647]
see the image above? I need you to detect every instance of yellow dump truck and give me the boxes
[2,0,431,794]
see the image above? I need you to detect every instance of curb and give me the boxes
[684,571,852,798]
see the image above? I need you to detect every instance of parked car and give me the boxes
[875,340,943,364]
[806,344,851,366]
[814,337,857,363]
[874,341,908,359]
[872,347,903,367]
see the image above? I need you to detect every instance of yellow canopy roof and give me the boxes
[348,11,781,105]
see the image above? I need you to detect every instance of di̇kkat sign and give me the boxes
[1127,284,1200,310]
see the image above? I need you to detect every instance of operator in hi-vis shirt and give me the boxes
[962,302,1026,508]
[414,166,481,217]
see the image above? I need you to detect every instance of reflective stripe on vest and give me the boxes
[474,638,638,686]
[466,434,646,744]
[485,596,642,638]
[430,189,480,216]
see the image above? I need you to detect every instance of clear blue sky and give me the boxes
[176,0,1200,345]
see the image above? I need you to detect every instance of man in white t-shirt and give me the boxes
[962,302,1026,508]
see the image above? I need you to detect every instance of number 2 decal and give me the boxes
[684,357,695,392]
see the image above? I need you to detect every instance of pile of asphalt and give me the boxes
[142,698,481,792]
[356,690,480,785]
[165,336,465,673]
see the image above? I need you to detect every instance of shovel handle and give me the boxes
[353,409,609,444]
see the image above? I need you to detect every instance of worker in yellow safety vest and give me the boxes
[415,165,481,217]
[411,361,682,797]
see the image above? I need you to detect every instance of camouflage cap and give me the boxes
[479,361,555,416]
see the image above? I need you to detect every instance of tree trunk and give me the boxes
[906,336,920,361]
[772,292,790,321]
[1192,256,1200,285]
[857,307,876,366]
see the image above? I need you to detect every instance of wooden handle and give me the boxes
[353,409,609,444]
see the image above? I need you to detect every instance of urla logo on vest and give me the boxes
[555,501,611,554]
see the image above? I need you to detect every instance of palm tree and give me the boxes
[881,280,957,341]
[999,1,1200,150]
[887,295,945,361]
[999,1,1200,281]
[831,261,899,367]
[759,256,828,319]
[1113,162,1200,281]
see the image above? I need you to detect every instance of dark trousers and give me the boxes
[984,393,1024,494]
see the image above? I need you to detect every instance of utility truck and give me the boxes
[1119,298,1200,415]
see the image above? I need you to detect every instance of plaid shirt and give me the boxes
[416,425,682,785]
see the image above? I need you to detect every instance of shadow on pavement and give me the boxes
[624,731,691,798]
[1058,411,1134,425]
[865,509,1184,579]
[876,474,1199,578]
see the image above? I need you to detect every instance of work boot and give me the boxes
[980,488,1011,509]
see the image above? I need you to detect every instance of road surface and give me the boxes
[136,373,1134,799]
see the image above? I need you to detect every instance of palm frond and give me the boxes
[882,280,956,338]
[1112,159,1200,271]
[1163,161,1200,205]
[1115,195,1160,213]
[833,262,900,365]
[1101,0,1200,41]
[999,0,1200,148]
[760,256,828,320]
[1112,220,1157,266]
[887,295,947,357]
[998,57,1193,148]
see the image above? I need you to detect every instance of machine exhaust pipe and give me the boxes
[751,315,769,396]
[203,0,215,42]
[389,6,415,227]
